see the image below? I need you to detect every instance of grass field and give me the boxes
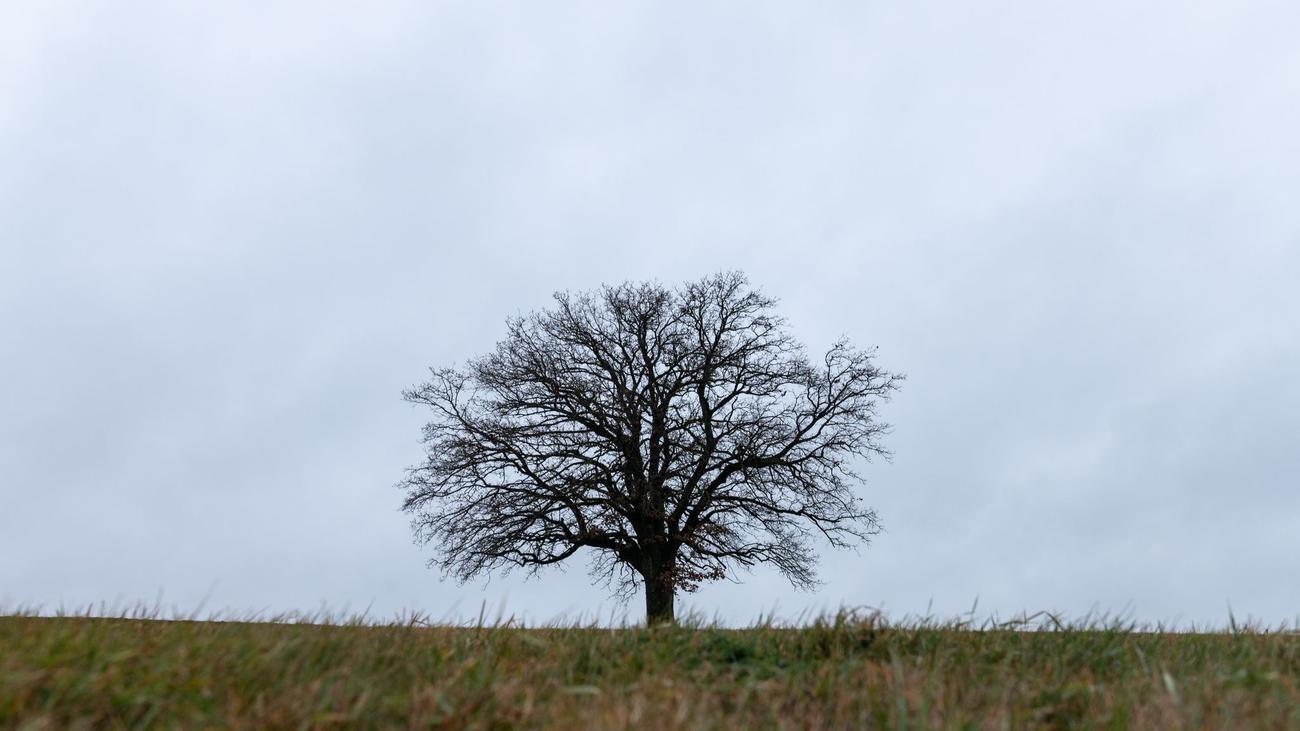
[2,609,1298,729]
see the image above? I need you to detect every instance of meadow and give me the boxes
[2,609,1298,729]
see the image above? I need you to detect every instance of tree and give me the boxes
[400,271,902,624]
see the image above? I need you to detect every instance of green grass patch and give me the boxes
[2,609,1298,729]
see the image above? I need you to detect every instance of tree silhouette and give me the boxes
[400,272,902,623]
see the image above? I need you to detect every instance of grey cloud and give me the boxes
[2,1,1297,626]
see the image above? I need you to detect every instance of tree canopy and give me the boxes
[400,271,902,623]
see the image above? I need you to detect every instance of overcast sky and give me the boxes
[3,1,1298,627]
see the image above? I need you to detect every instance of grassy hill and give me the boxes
[2,610,1298,729]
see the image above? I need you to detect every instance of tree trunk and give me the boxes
[644,571,675,625]
[642,547,676,624]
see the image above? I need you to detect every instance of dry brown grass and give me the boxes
[2,609,1299,729]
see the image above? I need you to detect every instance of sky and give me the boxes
[2,1,1298,627]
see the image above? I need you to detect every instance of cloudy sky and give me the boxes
[3,1,1298,627]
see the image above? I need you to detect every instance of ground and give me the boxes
[2,610,1298,729]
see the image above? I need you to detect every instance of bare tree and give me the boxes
[400,272,902,624]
